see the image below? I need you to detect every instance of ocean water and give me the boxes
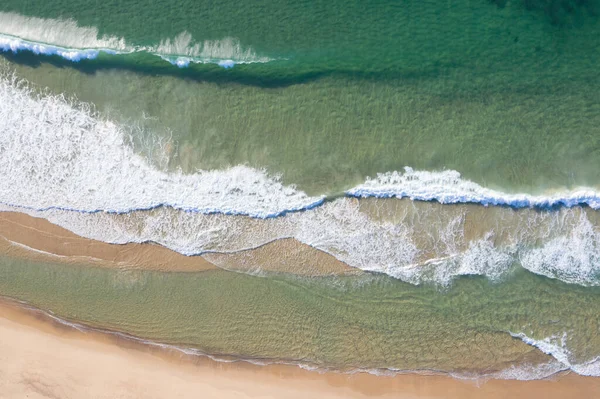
[1,255,599,378]
[0,0,599,381]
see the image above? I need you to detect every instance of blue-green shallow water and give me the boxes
[0,255,599,376]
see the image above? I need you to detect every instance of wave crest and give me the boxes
[0,12,273,68]
[348,167,600,209]
[0,72,322,218]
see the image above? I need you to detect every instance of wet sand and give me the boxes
[0,211,216,272]
[0,211,358,276]
[0,211,599,398]
[204,237,362,276]
[0,298,598,399]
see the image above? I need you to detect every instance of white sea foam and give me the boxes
[0,12,272,68]
[348,167,600,209]
[485,361,567,380]
[520,212,600,286]
[410,235,516,286]
[510,332,600,377]
[0,73,599,286]
[6,198,599,287]
[154,32,272,68]
[0,72,323,218]
[0,12,127,51]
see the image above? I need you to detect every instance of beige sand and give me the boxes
[0,299,598,399]
[0,211,216,272]
[0,211,358,276]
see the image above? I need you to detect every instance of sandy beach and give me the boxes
[0,210,599,398]
[0,211,216,272]
[0,211,357,276]
[0,298,598,399]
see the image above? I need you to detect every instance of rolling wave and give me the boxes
[0,12,273,68]
[1,70,599,220]
[0,71,323,218]
[1,68,600,287]
[348,168,600,209]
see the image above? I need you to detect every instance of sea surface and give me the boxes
[0,0,599,380]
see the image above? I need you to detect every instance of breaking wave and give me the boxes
[0,12,273,68]
[0,70,599,287]
[348,168,600,209]
[0,72,322,218]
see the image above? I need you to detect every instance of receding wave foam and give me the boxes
[4,297,582,381]
[0,12,273,68]
[5,200,600,287]
[510,332,600,377]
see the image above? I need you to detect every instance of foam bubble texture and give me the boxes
[6,199,600,287]
[348,168,600,209]
[0,73,323,218]
[510,332,600,377]
[520,212,600,285]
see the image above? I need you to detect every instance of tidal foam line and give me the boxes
[2,298,582,381]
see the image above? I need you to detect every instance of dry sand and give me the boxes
[0,299,598,399]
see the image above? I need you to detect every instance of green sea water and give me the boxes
[1,255,599,375]
[1,0,600,380]
[2,0,600,194]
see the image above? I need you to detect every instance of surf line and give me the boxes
[0,34,239,69]
[2,182,600,222]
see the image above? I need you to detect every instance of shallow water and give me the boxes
[0,255,598,378]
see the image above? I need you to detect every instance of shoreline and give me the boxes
[0,211,357,276]
[0,297,598,398]
[0,211,217,272]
